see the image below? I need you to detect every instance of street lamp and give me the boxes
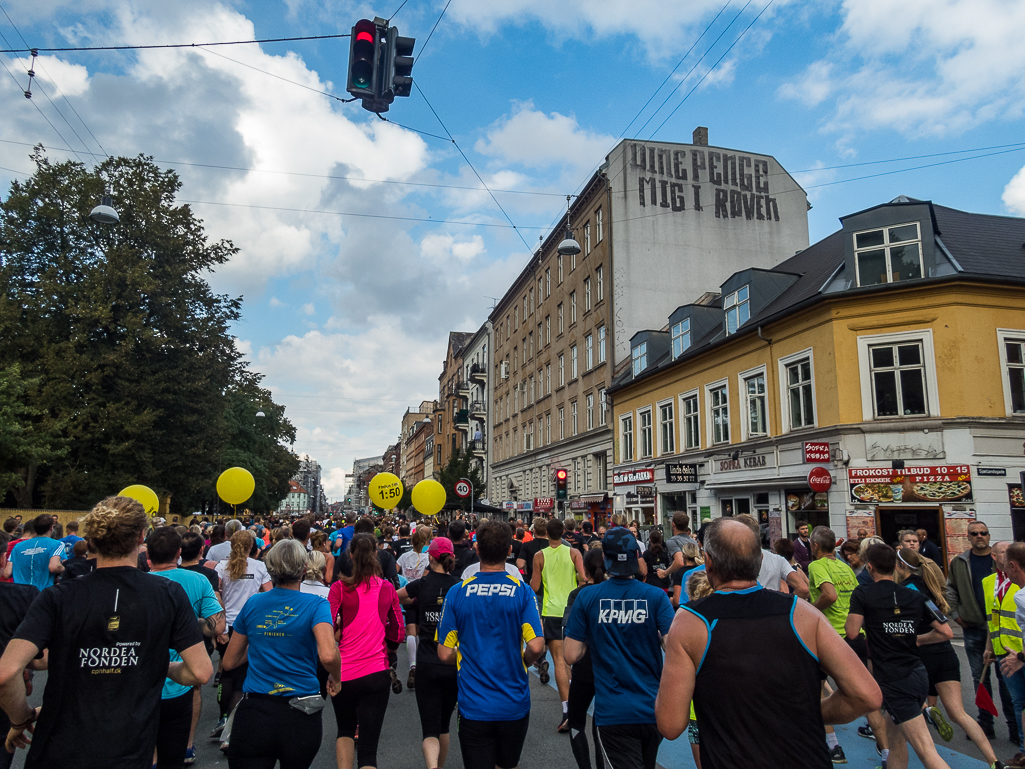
[89,192,120,225]
[557,194,580,256]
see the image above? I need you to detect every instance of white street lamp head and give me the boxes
[557,237,581,256]
[255,410,266,418]
[89,194,119,225]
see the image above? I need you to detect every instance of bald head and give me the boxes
[993,540,1009,570]
[703,517,762,586]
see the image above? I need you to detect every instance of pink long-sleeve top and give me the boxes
[328,576,404,682]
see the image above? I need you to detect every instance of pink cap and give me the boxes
[428,537,454,558]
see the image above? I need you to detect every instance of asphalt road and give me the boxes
[7,639,1019,768]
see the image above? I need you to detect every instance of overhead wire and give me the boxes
[415,0,453,63]
[0,56,84,162]
[0,32,350,55]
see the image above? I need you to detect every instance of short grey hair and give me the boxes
[264,539,308,585]
[225,519,244,537]
[811,526,836,553]
[703,517,761,582]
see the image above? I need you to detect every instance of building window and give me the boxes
[585,334,594,370]
[558,255,563,283]
[660,401,675,455]
[506,318,510,340]
[529,288,534,315]
[672,318,691,358]
[710,384,729,444]
[632,342,647,376]
[559,407,565,440]
[528,333,533,360]
[620,414,633,462]
[585,222,591,255]
[558,303,564,334]
[869,342,927,417]
[559,355,565,387]
[546,412,551,444]
[854,222,923,287]
[785,357,815,429]
[639,408,652,459]
[546,268,551,297]
[596,207,603,242]
[999,331,1025,415]
[587,393,594,430]
[744,372,768,438]
[724,286,750,335]
[571,249,576,272]
[584,278,591,311]
[596,266,604,301]
[545,315,551,345]
[570,292,577,324]
[682,393,699,449]
[546,363,551,395]
[514,307,518,329]
[529,376,535,404]
[571,345,578,379]
[598,326,606,363]
[572,400,578,435]
[599,388,607,425]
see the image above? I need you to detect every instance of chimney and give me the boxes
[692,126,708,146]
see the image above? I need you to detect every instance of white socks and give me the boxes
[407,635,418,662]
[825,733,839,749]
[562,701,569,715]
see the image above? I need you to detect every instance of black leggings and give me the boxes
[227,695,323,769]
[156,691,194,769]
[457,712,530,769]
[567,672,601,769]
[414,664,459,739]
[332,669,391,768]
[218,628,249,719]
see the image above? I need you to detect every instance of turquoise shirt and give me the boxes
[150,568,221,699]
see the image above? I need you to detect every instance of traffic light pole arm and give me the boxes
[459,477,473,518]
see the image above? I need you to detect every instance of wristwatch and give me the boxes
[1017,651,1025,664]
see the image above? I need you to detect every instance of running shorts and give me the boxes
[542,615,564,642]
[879,664,928,725]
[415,664,458,739]
[845,634,868,665]
[596,723,663,769]
[922,646,961,696]
[457,712,530,769]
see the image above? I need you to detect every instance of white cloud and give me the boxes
[302,302,315,316]
[779,0,1025,137]
[420,233,486,265]
[1004,164,1025,216]
[269,296,285,308]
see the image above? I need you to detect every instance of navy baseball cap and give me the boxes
[602,527,640,577]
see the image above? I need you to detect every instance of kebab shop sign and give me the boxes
[847,466,973,504]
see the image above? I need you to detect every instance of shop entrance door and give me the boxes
[874,507,945,565]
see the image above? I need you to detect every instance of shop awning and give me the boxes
[703,475,811,491]
[578,493,609,503]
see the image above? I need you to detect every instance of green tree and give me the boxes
[0,363,65,505]
[0,150,294,514]
[437,448,484,513]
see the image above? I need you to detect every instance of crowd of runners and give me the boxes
[0,499,1024,769]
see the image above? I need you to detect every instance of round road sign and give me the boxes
[455,480,471,498]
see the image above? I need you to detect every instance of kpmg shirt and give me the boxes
[565,577,674,725]
[437,569,543,721]
[10,537,66,591]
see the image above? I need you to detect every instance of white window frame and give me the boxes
[546,269,551,297]
[777,348,817,433]
[572,400,579,435]
[672,318,691,359]
[570,292,577,325]
[585,334,594,370]
[856,329,939,421]
[571,345,578,379]
[620,413,634,463]
[705,378,730,445]
[558,355,565,387]
[546,412,551,444]
[546,363,551,395]
[585,222,591,255]
[596,266,604,301]
[638,407,653,459]
[584,278,592,311]
[853,221,924,287]
[587,393,594,430]
[558,255,563,283]
[596,207,603,242]
[997,329,1025,416]
[738,364,770,442]
[632,342,647,376]
[680,389,700,450]
[599,388,607,425]
[545,315,551,345]
[598,326,607,363]
[724,286,750,335]
[658,398,675,456]
[558,303,564,334]
[559,407,565,440]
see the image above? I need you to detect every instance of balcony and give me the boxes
[469,400,486,419]
[469,363,487,383]
[470,438,486,457]
[446,379,469,401]
[454,409,469,431]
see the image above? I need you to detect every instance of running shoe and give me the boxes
[183,747,197,766]
[538,658,550,685]
[857,724,875,740]
[209,716,227,739]
[390,668,403,694]
[557,716,570,733]
[829,744,847,764]
[927,706,953,742]
[407,666,416,691]
[992,761,1009,769]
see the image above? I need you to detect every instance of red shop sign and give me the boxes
[804,442,830,463]
[808,467,832,492]
[534,498,555,511]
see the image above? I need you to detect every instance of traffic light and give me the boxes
[383,27,415,100]
[347,19,379,100]
[555,469,568,501]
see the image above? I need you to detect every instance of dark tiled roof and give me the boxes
[448,331,474,356]
[747,230,845,326]
[933,204,1025,278]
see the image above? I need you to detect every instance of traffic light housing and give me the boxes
[347,19,379,100]
[384,27,415,99]
[555,469,568,501]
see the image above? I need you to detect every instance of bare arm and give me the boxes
[314,622,341,692]
[810,603,881,723]
[0,639,41,749]
[812,581,837,612]
[786,569,810,599]
[200,610,226,639]
[572,548,586,584]
[48,554,64,575]
[636,552,648,579]
[0,561,10,580]
[438,644,456,665]
[167,643,213,687]
[397,586,414,605]
[844,612,864,641]
[660,551,685,579]
[655,609,703,740]
[522,636,545,666]
[222,630,250,672]
[530,551,544,593]
[917,619,954,646]
[564,637,587,666]
[259,580,273,592]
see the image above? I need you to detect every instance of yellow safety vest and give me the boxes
[983,572,1022,655]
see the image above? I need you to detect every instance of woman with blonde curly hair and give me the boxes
[0,496,212,767]
[211,530,271,738]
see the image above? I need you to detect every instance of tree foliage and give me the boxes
[437,448,484,512]
[0,150,297,513]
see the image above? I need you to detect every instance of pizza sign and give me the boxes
[847,466,973,504]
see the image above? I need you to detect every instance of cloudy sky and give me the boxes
[2,0,1023,499]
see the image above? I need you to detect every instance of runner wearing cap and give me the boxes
[531,518,586,732]
[438,520,544,769]
[400,537,461,769]
[565,527,674,769]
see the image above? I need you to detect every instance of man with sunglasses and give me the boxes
[947,522,1017,741]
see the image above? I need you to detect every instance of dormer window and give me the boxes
[724,286,750,335]
[632,342,648,376]
[672,318,691,358]
[854,222,922,287]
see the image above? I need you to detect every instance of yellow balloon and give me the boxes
[217,467,256,506]
[412,479,446,517]
[369,472,403,510]
[118,484,160,516]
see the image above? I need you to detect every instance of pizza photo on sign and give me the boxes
[909,481,972,502]
[852,484,894,503]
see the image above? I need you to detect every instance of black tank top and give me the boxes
[684,587,831,769]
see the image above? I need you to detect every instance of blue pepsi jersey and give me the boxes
[437,569,543,721]
[565,577,674,725]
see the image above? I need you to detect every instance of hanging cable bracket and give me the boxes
[23,48,36,98]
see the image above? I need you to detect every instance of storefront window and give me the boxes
[719,497,750,517]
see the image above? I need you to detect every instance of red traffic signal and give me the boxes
[347,19,378,97]
[555,469,568,501]
[555,469,568,481]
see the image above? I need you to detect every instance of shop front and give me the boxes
[574,493,611,527]
[613,467,656,526]
[660,462,701,535]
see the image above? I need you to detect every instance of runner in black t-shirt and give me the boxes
[0,496,211,769]
[846,543,953,769]
[516,518,553,683]
[400,538,460,769]
[563,548,604,769]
